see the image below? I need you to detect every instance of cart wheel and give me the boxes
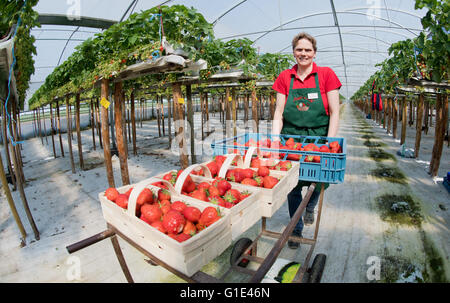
[230,238,253,268]
[308,254,326,283]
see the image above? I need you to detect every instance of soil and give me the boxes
[0,102,448,283]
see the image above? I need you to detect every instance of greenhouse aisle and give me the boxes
[0,103,448,283]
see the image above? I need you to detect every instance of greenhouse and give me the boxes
[0,0,448,287]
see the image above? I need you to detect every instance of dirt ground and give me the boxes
[0,102,448,283]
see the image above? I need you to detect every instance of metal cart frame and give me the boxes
[66,183,326,283]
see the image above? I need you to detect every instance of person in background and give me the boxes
[271,32,342,249]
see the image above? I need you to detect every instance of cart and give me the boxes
[67,182,326,283]
[67,134,345,283]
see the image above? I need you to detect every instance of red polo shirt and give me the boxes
[272,62,342,115]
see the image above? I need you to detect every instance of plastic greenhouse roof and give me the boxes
[27,0,428,107]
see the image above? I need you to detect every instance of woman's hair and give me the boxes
[292,32,317,52]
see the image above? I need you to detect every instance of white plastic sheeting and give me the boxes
[27,0,428,105]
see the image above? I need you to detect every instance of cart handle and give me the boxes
[66,229,115,254]
[248,183,317,283]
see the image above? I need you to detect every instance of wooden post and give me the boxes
[387,97,392,134]
[200,91,204,141]
[75,93,84,170]
[156,95,161,137]
[205,92,210,134]
[270,92,276,120]
[101,79,115,188]
[114,82,130,186]
[36,107,43,144]
[66,96,76,173]
[430,94,448,177]
[392,98,398,139]
[383,97,387,129]
[56,100,65,157]
[130,91,137,156]
[90,99,96,151]
[127,97,131,143]
[186,84,196,164]
[172,83,189,169]
[49,103,57,158]
[251,89,259,133]
[95,98,103,149]
[231,87,237,138]
[423,99,429,135]
[409,100,414,127]
[244,93,249,123]
[414,94,424,158]
[42,106,48,145]
[161,95,165,136]
[0,150,26,243]
[167,92,172,149]
[1,100,16,190]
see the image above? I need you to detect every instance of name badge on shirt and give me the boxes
[308,93,319,100]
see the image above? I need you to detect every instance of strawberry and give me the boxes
[183,180,197,194]
[182,221,197,236]
[257,166,270,177]
[319,145,331,153]
[206,161,219,177]
[242,168,256,179]
[197,182,211,191]
[240,190,251,200]
[214,155,226,166]
[173,233,191,243]
[105,187,119,202]
[304,155,314,162]
[313,155,321,163]
[171,201,187,212]
[285,137,295,148]
[136,188,154,209]
[224,189,241,204]
[250,157,262,169]
[232,168,245,183]
[263,175,279,189]
[280,160,292,170]
[213,178,232,196]
[208,195,226,207]
[162,210,186,234]
[190,189,208,202]
[199,207,220,226]
[158,188,171,201]
[150,221,166,233]
[151,181,167,189]
[158,199,172,214]
[196,222,206,232]
[141,203,162,224]
[182,206,202,223]
[115,194,129,209]
[190,168,204,176]
[163,171,177,185]
[207,185,220,197]
[287,153,301,161]
[241,178,258,187]
[253,176,264,187]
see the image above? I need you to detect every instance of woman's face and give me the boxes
[293,38,316,68]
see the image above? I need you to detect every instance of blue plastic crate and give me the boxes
[211,133,347,184]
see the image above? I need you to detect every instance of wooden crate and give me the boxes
[98,177,232,277]
[154,163,262,240]
[217,153,300,218]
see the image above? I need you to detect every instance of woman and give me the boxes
[271,32,342,249]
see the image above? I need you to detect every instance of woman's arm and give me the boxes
[271,92,286,141]
[326,89,340,137]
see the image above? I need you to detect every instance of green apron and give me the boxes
[281,72,329,192]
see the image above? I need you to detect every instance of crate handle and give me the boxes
[126,177,175,217]
[174,163,212,194]
[217,153,244,179]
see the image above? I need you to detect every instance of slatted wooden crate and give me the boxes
[98,177,231,277]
